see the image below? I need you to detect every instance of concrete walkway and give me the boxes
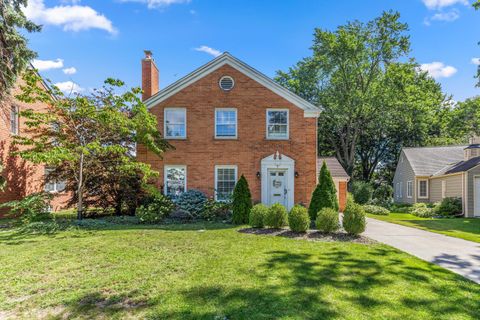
[364,217,480,284]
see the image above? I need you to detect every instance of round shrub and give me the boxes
[249,204,269,228]
[434,197,462,217]
[315,208,339,233]
[265,203,288,228]
[136,194,175,223]
[288,205,310,233]
[362,204,390,216]
[343,201,366,235]
[411,203,434,218]
[176,189,207,219]
[351,181,373,205]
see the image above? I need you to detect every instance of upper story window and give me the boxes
[164,108,186,139]
[10,105,19,135]
[164,165,186,199]
[215,108,237,138]
[418,179,428,198]
[266,109,289,140]
[44,168,66,193]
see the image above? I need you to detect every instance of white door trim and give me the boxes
[261,153,294,210]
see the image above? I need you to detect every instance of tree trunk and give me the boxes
[77,152,84,220]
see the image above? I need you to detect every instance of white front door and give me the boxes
[268,169,287,207]
[475,177,480,217]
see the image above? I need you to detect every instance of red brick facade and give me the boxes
[137,61,319,207]
[338,181,347,211]
[0,79,69,214]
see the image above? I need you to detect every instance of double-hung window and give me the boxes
[266,109,289,139]
[418,179,428,198]
[44,168,66,192]
[215,108,237,138]
[215,165,237,201]
[10,106,19,135]
[407,181,413,198]
[164,165,186,199]
[164,108,186,139]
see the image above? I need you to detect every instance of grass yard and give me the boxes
[0,222,479,319]
[367,213,480,243]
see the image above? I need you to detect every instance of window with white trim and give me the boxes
[399,181,403,198]
[10,105,19,135]
[215,165,237,201]
[44,168,66,192]
[418,179,428,198]
[164,166,186,199]
[407,181,413,198]
[215,109,237,138]
[266,109,289,139]
[164,108,186,139]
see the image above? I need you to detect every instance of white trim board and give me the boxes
[144,53,322,118]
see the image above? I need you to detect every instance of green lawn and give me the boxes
[367,213,480,243]
[0,222,479,319]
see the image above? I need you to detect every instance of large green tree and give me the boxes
[0,0,40,103]
[14,71,171,219]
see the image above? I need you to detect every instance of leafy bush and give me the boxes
[363,205,390,216]
[201,199,231,221]
[19,221,60,234]
[411,203,434,218]
[315,208,340,233]
[288,205,310,233]
[249,204,269,228]
[343,200,366,235]
[434,197,462,217]
[0,192,53,224]
[390,203,413,213]
[176,190,208,219]
[136,194,175,223]
[372,184,393,203]
[351,181,373,205]
[265,203,288,228]
[309,161,338,220]
[232,175,253,224]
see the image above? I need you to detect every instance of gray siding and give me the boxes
[393,151,416,204]
[467,165,480,217]
[430,174,463,203]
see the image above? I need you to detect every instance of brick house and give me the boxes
[0,72,68,213]
[137,51,348,210]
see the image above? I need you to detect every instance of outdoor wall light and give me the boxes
[295,171,299,178]
[256,171,261,179]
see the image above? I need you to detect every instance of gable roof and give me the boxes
[144,52,322,117]
[402,146,466,176]
[433,156,480,176]
[317,157,350,180]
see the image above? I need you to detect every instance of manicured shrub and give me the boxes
[288,205,310,233]
[411,203,434,218]
[434,197,462,217]
[265,203,288,228]
[315,207,340,233]
[309,161,339,220]
[249,204,269,228]
[176,189,208,219]
[232,175,253,224]
[0,192,53,224]
[351,181,373,205]
[136,194,175,223]
[363,205,390,216]
[343,200,366,235]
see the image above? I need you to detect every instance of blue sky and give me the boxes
[25,0,480,101]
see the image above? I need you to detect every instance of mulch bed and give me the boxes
[239,227,375,244]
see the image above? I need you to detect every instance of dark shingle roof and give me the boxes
[317,157,350,179]
[440,156,480,175]
[403,146,466,176]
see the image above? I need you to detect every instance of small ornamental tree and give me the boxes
[308,161,339,220]
[231,174,252,224]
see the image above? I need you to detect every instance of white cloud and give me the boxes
[31,58,64,71]
[194,46,222,57]
[420,62,457,78]
[54,81,84,94]
[62,67,77,75]
[472,58,480,65]
[23,0,116,34]
[422,0,469,10]
[119,0,190,9]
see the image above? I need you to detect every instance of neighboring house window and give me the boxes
[215,108,237,138]
[44,168,66,192]
[442,180,447,199]
[10,105,19,135]
[407,181,413,198]
[215,165,237,201]
[266,109,289,139]
[164,108,186,139]
[399,182,403,198]
[418,179,429,198]
[164,165,186,199]
[395,183,399,198]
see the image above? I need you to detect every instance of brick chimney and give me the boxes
[464,135,480,160]
[141,50,159,101]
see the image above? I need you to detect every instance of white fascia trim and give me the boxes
[144,53,322,117]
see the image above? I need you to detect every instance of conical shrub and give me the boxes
[308,161,339,220]
[232,174,253,224]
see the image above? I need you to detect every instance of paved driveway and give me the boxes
[364,217,480,284]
